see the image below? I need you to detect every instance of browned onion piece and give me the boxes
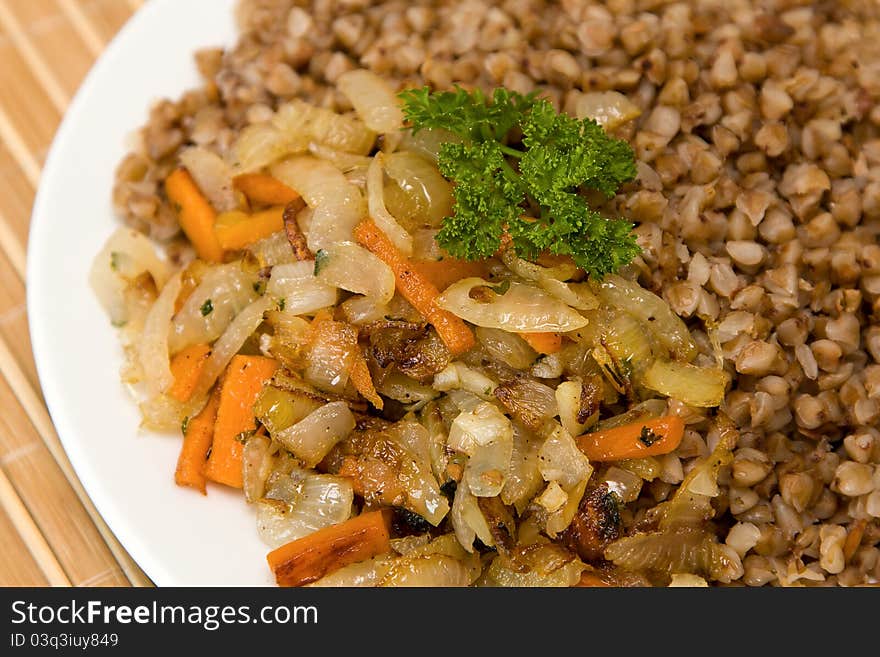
[605,527,744,583]
[560,483,622,562]
[242,434,274,503]
[476,496,516,556]
[369,322,451,382]
[493,378,558,431]
[326,425,449,526]
[283,198,311,261]
[484,543,585,587]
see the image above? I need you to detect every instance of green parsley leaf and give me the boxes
[399,86,640,278]
[435,141,523,261]
[400,86,539,143]
[200,299,214,316]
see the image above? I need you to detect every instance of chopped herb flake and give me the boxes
[200,299,214,316]
[639,425,660,446]
[314,249,330,275]
[600,489,621,539]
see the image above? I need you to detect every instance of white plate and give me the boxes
[27,0,274,586]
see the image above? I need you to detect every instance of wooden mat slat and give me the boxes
[83,0,140,43]
[0,308,35,391]
[4,0,96,100]
[0,466,69,586]
[0,246,37,389]
[0,142,37,249]
[0,207,26,280]
[0,104,42,188]
[0,326,152,587]
[0,27,62,166]
[0,0,149,587]
[0,501,50,586]
[0,1,71,113]
[56,0,107,58]
[0,360,131,586]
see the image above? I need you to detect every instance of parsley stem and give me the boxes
[500,145,524,158]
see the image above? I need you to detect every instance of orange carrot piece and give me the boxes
[411,258,491,291]
[355,219,475,356]
[267,510,392,587]
[844,519,868,563]
[519,331,563,354]
[350,351,383,410]
[214,206,286,250]
[575,416,685,462]
[233,173,301,207]
[204,355,278,489]
[174,389,221,494]
[168,344,212,403]
[165,168,224,263]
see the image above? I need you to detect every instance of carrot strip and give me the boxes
[168,344,212,403]
[165,168,224,263]
[575,416,685,462]
[350,351,383,410]
[174,389,221,494]
[267,510,392,587]
[519,331,563,354]
[355,219,475,356]
[233,173,301,207]
[411,258,491,291]
[215,206,286,250]
[204,355,278,489]
[844,519,867,563]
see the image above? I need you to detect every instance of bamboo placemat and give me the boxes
[0,0,152,587]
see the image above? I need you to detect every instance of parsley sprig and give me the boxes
[399,86,640,277]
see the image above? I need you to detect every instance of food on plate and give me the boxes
[94,0,880,586]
